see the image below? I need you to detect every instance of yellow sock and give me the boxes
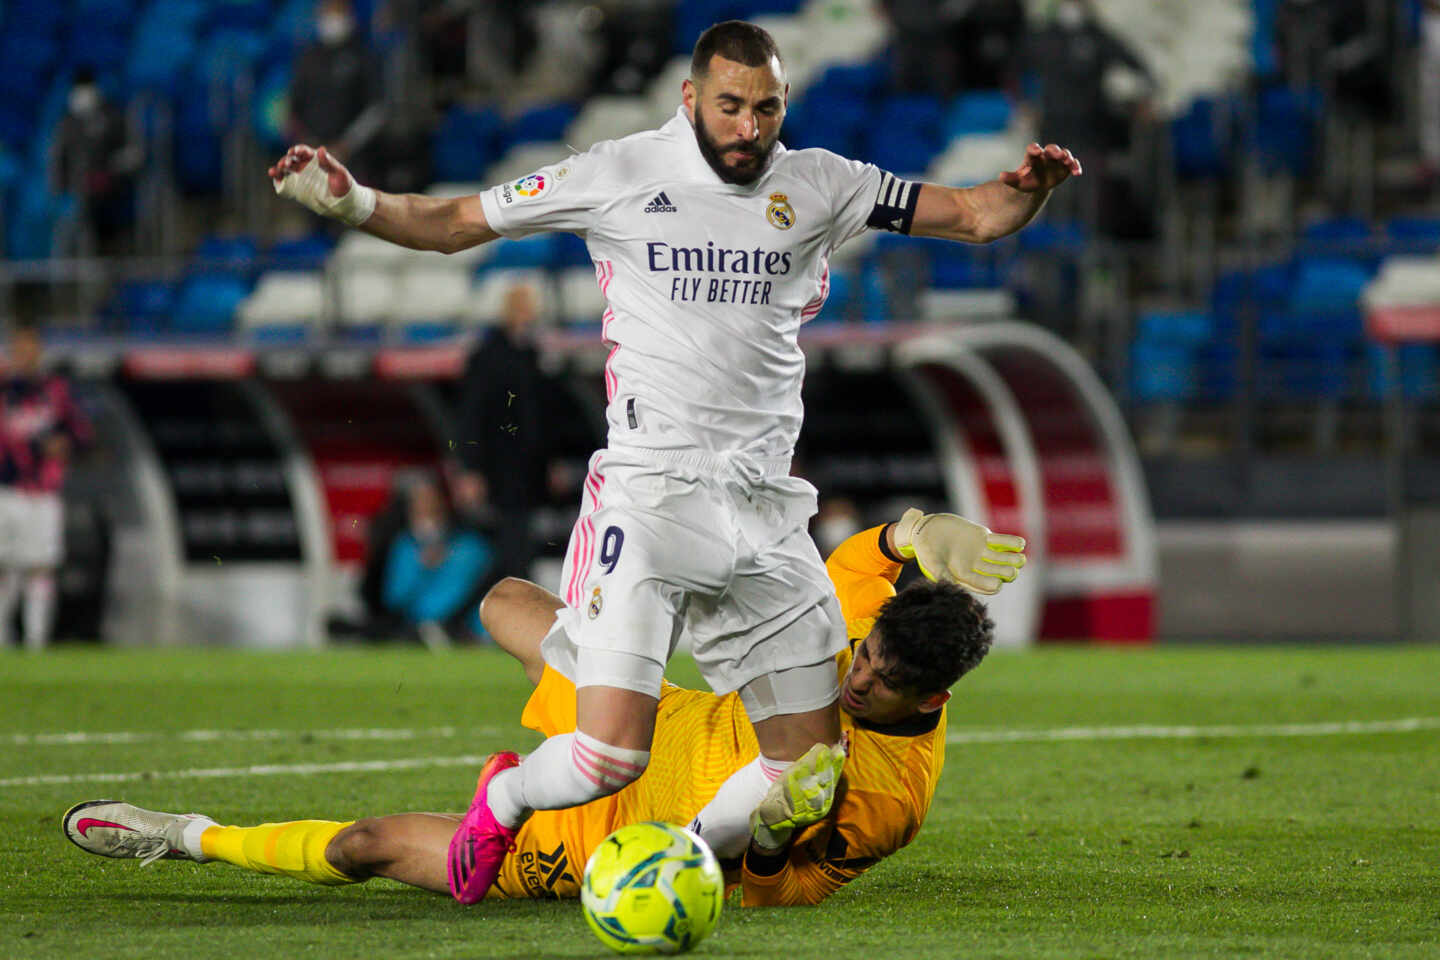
[200,820,359,886]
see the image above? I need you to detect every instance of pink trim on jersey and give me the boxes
[800,262,831,324]
[563,462,606,607]
[595,260,619,401]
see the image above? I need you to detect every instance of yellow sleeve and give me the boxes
[825,524,904,629]
[737,795,910,907]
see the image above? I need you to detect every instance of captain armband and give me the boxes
[864,172,920,235]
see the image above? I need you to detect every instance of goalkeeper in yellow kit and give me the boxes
[62,509,1024,906]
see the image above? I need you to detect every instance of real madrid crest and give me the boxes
[766,193,795,230]
[587,586,604,619]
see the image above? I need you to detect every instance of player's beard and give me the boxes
[692,108,775,185]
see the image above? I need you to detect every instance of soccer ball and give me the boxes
[580,821,724,955]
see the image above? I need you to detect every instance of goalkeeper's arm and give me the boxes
[268,144,498,255]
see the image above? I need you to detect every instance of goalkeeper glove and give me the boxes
[892,507,1026,595]
[750,740,847,854]
[272,146,376,227]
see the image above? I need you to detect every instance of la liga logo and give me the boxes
[515,173,547,197]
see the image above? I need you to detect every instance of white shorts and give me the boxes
[0,488,64,569]
[551,446,847,705]
[539,613,840,724]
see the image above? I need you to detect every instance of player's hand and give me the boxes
[892,508,1026,595]
[269,144,376,226]
[998,142,1082,193]
[750,740,846,853]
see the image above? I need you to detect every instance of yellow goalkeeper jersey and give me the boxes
[491,525,945,906]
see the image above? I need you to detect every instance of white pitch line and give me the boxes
[0,755,493,789]
[945,716,1440,744]
[3,717,1436,790]
[5,726,502,747]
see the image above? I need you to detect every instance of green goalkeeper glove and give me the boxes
[749,741,847,854]
[892,508,1027,595]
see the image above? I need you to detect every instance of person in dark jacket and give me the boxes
[453,281,549,588]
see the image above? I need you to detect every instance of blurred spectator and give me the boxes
[1422,0,1440,181]
[1023,0,1152,226]
[382,472,492,648]
[882,0,1025,96]
[289,0,386,183]
[50,68,141,254]
[453,281,550,589]
[814,497,864,556]
[0,322,92,650]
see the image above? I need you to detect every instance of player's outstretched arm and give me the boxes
[269,144,499,254]
[908,142,1082,244]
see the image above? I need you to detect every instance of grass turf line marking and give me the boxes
[3,718,1436,790]
[945,716,1440,744]
[0,755,494,788]
[6,725,502,747]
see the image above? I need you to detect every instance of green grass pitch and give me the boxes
[3,645,1438,959]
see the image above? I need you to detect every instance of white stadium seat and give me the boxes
[335,267,398,326]
[484,142,576,188]
[396,261,474,324]
[557,265,608,325]
[237,271,326,331]
[565,96,656,152]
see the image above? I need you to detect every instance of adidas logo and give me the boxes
[643,191,677,213]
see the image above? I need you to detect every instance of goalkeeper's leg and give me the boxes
[201,813,459,892]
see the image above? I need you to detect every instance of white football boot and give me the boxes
[62,800,216,867]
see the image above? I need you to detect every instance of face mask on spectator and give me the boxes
[1056,0,1087,29]
[318,12,354,45]
[68,84,101,117]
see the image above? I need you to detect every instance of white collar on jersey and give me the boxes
[664,105,788,194]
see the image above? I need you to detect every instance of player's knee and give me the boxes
[478,577,533,634]
[326,819,386,877]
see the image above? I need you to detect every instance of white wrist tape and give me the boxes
[273,160,376,227]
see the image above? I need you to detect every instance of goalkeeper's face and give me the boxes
[839,635,940,725]
[685,54,786,185]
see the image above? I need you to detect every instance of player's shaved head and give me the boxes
[690,20,784,82]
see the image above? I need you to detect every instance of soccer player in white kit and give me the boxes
[268,20,1080,904]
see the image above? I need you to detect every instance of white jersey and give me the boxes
[479,107,918,466]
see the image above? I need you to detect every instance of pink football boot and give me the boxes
[447,751,522,904]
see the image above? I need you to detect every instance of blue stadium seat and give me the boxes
[194,234,260,279]
[171,273,251,334]
[484,233,563,270]
[1171,97,1230,179]
[1366,343,1438,401]
[1289,257,1371,319]
[127,24,198,96]
[552,232,592,269]
[206,0,271,32]
[944,91,1011,139]
[266,233,333,270]
[1299,216,1373,259]
[173,86,223,192]
[1195,342,1239,401]
[931,243,1000,289]
[1131,341,1197,403]
[432,106,502,183]
[1016,219,1087,253]
[196,28,268,86]
[5,182,72,259]
[103,279,176,333]
[504,102,579,148]
[812,62,887,100]
[1251,84,1319,175]
[1137,311,1213,347]
[1384,216,1440,256]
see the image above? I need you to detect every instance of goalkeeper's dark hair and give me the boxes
[691,20,783,80]
[872,581,994,695]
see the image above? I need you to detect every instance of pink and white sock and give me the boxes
[487,731,650,829]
